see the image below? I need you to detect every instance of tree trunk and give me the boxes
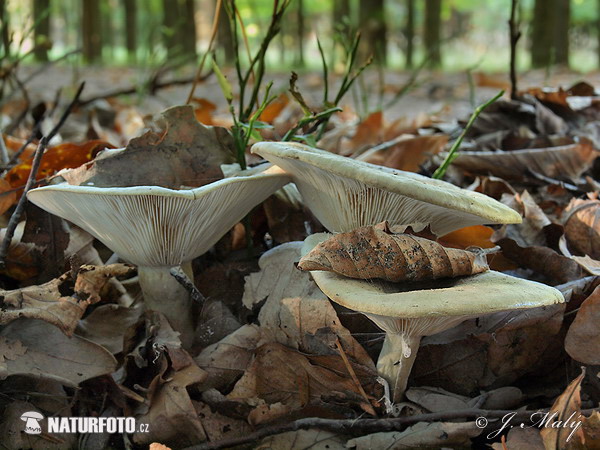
[405,0,415,68]
[295,0,304,66]
[358,0,387,65]
[0,0,10,58]
[101,0,114,60]
[217,1,234,62]
[530,0,556,68]
[554,0,569,67]
[181,0,197,57]
[162,0,179,57]
[424,0,442,67]
[82,0,102,63]
[32,0,51,61]
[124,0,137,62]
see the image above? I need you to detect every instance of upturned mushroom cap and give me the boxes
[302,233,564,321]
[27,164,290,267]
[252,142,522,235]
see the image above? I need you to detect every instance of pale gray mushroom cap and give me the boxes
[252,141,522,235]
[302,233,564,324]
[27,164,290,267]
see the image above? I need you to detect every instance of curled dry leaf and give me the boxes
[563,198,600,260]
[451,138,597,181]
[540,369,586,449]
[298,223,488,282]
[564,285,600,365]
[0,263,135,335]
[0,319,117,385]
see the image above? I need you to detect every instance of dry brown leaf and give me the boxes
[149,444,172,450]
[22,202,70,283]
[242,242,373,366]
[298,223,488,282]
[451,138,597,180]
[259,93,289,123]
[0,274,84,335]
[76,303,142,354]
[540,369,586,449]
[490,427,545,450]
[228,342,379,423]
[0,263,134,335]
[563,198,600,260]
[60,105,236,188]
[346,421,482,449]
[565,285,600,365]
[413,303,565,395]
[191,97,216,125]
[194,401,253,443]
[0,319,117,385]
[134,364,208,448]
[347,111,383,153]
[359,134,449,172]
[74,263,134,303]
[256,429,347,450]
[405,386,471,412]
[194,324,264,391]
[567,411,600,449]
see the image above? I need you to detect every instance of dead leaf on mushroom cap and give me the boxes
[59,105,236,188]
[298,223,489,282]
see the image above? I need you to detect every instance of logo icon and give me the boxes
[21,411,44,435]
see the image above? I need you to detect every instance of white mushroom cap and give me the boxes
[302,233,564,321]
[27,164,290,267]
[252,142,522,235]
[302,232,564,400]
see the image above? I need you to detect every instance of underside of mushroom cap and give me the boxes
[302,233,564,319]
[252,141,522,235]
[27,165,290,266]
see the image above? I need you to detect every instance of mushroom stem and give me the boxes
[377,333,421,403]
[138,262,195,348]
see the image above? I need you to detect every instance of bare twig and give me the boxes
[185,0,222,105]
[335,338,376,416]
[0,82,84,268]
[169,266,206,306]
[185,408,600,450]
[509,0,521,100]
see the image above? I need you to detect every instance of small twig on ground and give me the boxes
[170,266,206,306]
[509,0,521,100]
[432,90,504,180]
[185,407,600,450]
[78,73,211,107]
[335,338,376,416]
[0,82,84,268]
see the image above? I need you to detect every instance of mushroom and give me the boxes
[301,233,565,402]
[251,142,521,235]
[20,411,44,434]
[27,164,290,348]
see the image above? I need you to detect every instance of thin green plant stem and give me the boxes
[432,90,504,180]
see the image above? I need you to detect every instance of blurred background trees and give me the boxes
[0,0,599,71]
